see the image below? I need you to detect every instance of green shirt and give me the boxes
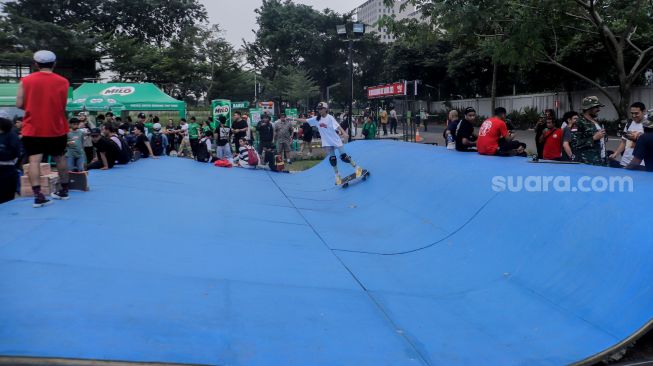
[188,123,200,139]
[66,129,85,158]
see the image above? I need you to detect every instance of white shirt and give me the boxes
[308,114,343,147]
[593,122,606,159]
[621,120,645,166]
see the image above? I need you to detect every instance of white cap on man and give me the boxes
[317,102,329,110]
[33,50,56,64]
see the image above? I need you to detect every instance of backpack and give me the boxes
[116,135,132,164]
[196,140,210,162]
[151,133,164,156]
[214,159,232,168]
[246,146,259,166]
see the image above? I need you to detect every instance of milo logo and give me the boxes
[214,105,230,115]
[101,86,135,96]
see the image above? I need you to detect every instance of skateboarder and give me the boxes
[295,102,363,185]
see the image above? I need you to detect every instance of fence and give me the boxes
[428,86,653,121]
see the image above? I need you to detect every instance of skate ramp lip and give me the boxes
[1,140,652,366]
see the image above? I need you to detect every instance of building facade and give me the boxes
[353,0,421,43]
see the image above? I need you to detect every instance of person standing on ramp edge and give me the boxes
[16,50,70,208]
[295,102,364,185]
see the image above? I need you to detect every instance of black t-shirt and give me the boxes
[93,136,120,166]
[301,122,313,141]
[257,122,274,142]
[633,132,653,171]
[455,119,475,151]
[232,119,248,140]
[135,134,150,158]
[0,130,20,162]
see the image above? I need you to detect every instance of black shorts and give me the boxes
[22,135,67,157]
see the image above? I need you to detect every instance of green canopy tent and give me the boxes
[0,83,18,107]
[67,83,186,118]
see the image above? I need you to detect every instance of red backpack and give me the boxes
[246,147,259,166]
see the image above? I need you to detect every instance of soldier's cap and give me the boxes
[581,96,605,111]
[33,50,56,64]
[317,102,329,110]
[643,109,653,128]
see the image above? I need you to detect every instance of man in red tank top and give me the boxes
[16,50,71,208]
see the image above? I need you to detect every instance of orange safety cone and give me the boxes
[415,128,424,142]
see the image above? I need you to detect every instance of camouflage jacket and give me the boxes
[570,116,606,166]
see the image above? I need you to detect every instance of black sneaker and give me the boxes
[33,194,52,208]
[51,190,70,200]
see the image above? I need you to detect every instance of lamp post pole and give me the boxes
[348,39,354,142]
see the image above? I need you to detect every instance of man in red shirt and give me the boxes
[16,50,71,208]
[539,117,563,160]
[477,107,526,156]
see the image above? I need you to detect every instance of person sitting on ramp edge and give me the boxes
[295,102,364,185]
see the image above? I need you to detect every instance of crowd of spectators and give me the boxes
[441,97,653,171]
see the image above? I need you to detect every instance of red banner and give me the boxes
[367,81,406,99]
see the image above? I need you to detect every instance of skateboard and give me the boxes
[339,169,370,188]
[528,157,579,164]
[68,171,90,191]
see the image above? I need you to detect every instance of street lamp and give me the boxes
[337,23,365,142]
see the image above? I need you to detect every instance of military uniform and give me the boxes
[570,96,607,166]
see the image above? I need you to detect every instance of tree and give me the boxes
[246,0,388,107]
[395,0,653,120]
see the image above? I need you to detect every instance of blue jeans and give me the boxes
[67,155,85,172]
[324,146,346,157]
[216,144,233,160]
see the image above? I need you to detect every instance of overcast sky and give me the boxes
[199,0,356,48]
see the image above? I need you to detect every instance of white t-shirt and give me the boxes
[621,120,645,166]
[308,114,343,147]
[593,122,606,159]
[180,123,189,137]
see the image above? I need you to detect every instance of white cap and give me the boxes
[153,123,162,131]
[0,111,10,119]
[317,102,329,110]
[33,50,56,64]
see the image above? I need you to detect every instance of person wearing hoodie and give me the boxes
[256,114,274,155]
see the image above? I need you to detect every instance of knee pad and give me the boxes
[340,153,351,163]
[329,155,338,167]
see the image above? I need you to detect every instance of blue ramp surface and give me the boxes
[1,140,652,366]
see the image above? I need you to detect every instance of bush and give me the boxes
[507,106,540,130]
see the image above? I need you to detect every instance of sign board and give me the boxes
[232,101,249,109]
[285,108,298,118]
[367,81,407,99]
[257,101,275,116]
[211,99,231,128]
[249,108,263,127]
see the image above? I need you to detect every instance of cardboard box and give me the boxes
[20,173,59,197]
[22,163,52,176]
